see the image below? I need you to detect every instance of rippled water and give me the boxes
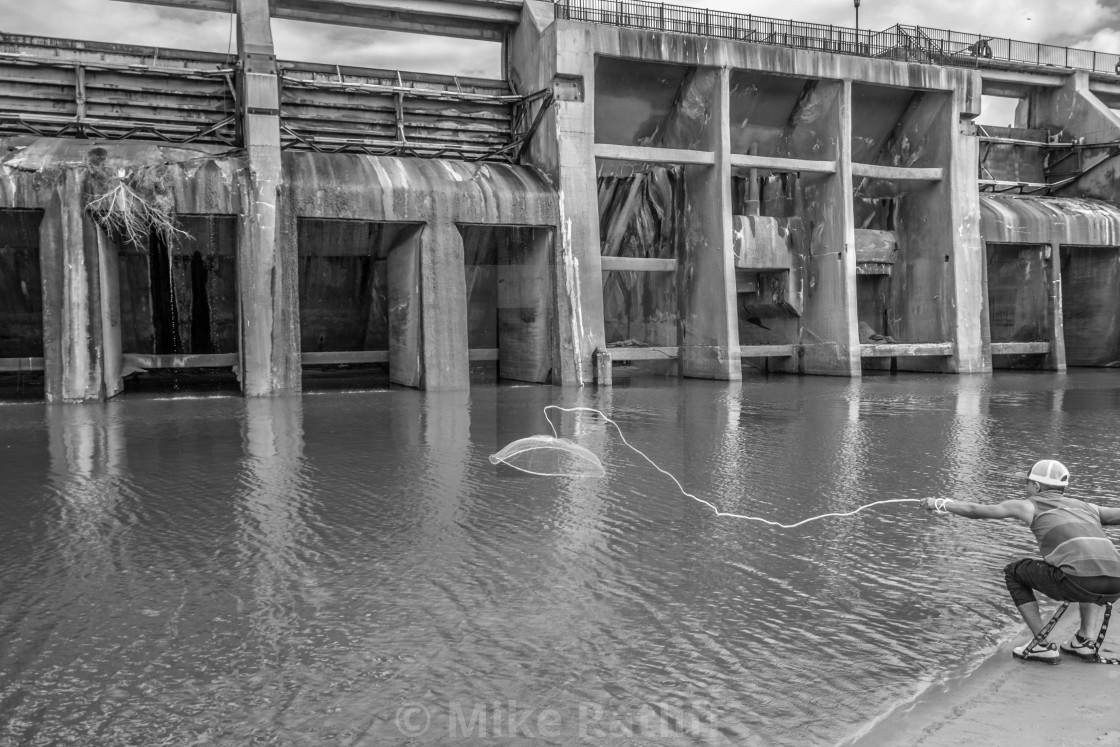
[4,372,1120,746]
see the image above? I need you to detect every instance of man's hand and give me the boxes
[919,498,1033,523]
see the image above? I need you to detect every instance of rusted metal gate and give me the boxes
[278,63,552,162]
[0,34,238,146]
[0,33,552,163]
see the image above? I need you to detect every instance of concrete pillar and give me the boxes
[95,231,123,398]
[678,67,741,381]
[510,9,603,386]
[978,237,992,371]
[891,91,986,373]
[554,51,603,387]
[387,227,423,388]
[800,81,860,376]
[946,112,987,373]
[1045,242,1067,372]
[420,217,470,390]
[40,170,105,402]
[235,0,299,396]
[594,347,611,386]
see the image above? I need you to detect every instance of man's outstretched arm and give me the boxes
[920,498,1033,523]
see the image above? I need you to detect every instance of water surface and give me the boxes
[4,372,1120,745]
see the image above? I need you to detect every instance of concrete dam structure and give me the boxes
[3,0,1120,401]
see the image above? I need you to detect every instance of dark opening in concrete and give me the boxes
[854,196,898,232]
[857,273,894,373]
[595,167,679,380]
[117,214,239,394]
[297,219,425,390]
[851,82,920,164]
[854,197,899,371]
[0,208,45,399]
[732,170,804,373]
[461,225,554,385]
[729,71,828,161]
[854,181,950,351]
[147,230,178,354]
[1060,245,1120,367]
[594,57,694,147]
[987,242,1050,370]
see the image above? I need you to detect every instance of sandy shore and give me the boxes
[845,612,1120,746]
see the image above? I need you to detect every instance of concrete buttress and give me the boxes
[799,81,860,375]
[40,170,106,402]
[677,67,741,380]
[236,0,300,396]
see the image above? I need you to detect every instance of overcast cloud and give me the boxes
[2,0,1118,81]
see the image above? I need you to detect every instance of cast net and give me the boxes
[488,435,605,478]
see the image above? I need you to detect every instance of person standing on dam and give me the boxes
[920,460,1120,664]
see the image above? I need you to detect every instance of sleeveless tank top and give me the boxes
[1030,495,1120,578]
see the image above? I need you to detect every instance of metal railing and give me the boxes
[556,0,1120,76]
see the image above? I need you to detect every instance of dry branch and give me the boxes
[83,149,186,246]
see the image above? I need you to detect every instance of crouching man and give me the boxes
[920,460,1120,664]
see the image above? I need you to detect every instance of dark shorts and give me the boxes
[1004,559,1120,607]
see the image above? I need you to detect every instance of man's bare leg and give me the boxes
[1077,603,1103,641]
[1017,602,1047,637]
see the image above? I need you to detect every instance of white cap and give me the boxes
[1024,459,1070,488]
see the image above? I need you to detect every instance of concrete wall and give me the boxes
[514,9,986,379]
[1030,73,1120,204]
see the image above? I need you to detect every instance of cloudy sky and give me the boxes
[3,0,1119,123]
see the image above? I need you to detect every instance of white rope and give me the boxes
[931,497,954,514]
[543,406,921,529]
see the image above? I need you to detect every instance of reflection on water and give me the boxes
[4,373,1120,745]
[233,397,312,730]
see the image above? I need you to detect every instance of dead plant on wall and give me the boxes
[82,147,187,247]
